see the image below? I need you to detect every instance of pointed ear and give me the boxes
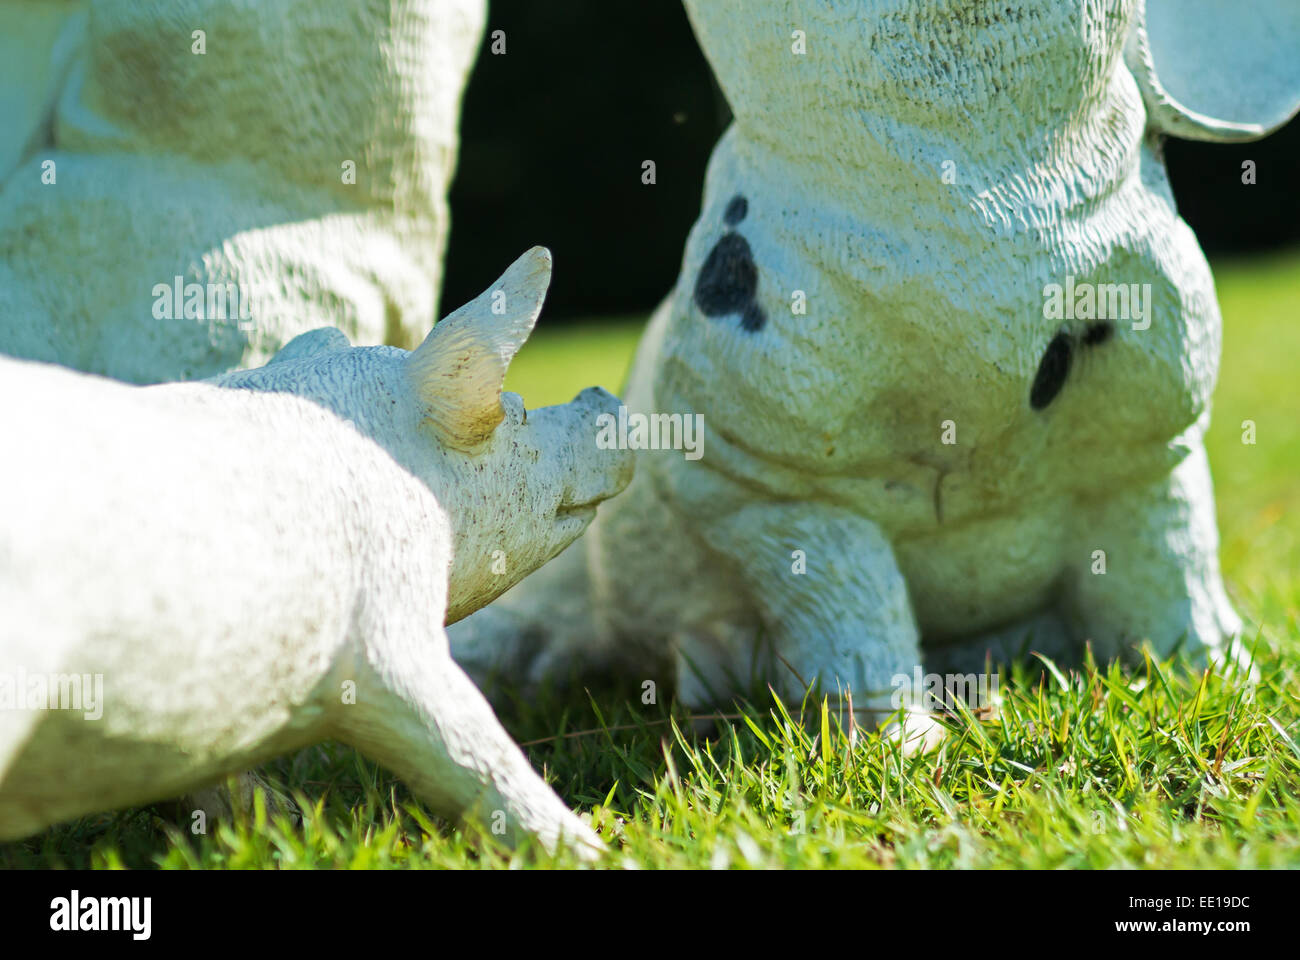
[405,246,551,450]
[1126,0,1300,142]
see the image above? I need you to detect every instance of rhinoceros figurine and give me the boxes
[0,0,484,383]
[452,1,1297,739]
[0,248,631,856]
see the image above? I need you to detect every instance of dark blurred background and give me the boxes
[440,0,1300,324]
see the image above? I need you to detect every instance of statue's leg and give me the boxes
[333,630,601,859]
[1062,443,1247,671]
[684,501,942,749]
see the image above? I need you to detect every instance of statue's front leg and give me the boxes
[1063,443,1246,671]
[683,501,941,748]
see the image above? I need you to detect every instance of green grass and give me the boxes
[4,252,1298,870]
[504,313,645,408]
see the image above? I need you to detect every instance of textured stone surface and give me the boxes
[452,1,1296,727]
[0,249,632,854]
[0,0,485,382]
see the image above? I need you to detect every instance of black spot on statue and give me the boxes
[1082,320,1114,346]
[724,194,749,226]
[695,232,762,326]
[741,303,766,332]
[694,194,765,333]
[1030,332,1073,410]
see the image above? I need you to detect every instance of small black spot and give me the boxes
[1030,333,1073,410]
[695,232,758,317]
[1082,320,1114,346]
[741,302,766,332]
[723,194,749,226]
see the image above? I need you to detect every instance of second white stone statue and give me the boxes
[452,1,1297,745]
[0,248,630,856]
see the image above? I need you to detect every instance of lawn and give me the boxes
[4,250,1298,869]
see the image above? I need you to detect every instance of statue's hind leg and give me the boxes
[335,628,602,859]
[1061,443,1248,672]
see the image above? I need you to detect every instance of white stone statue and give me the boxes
[0,0,485,383]
[452,1,1298,741]
[0,248,631,856]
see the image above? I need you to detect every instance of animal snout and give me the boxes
[551,387,635,510]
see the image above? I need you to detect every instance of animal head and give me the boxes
[214,247,634,621]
